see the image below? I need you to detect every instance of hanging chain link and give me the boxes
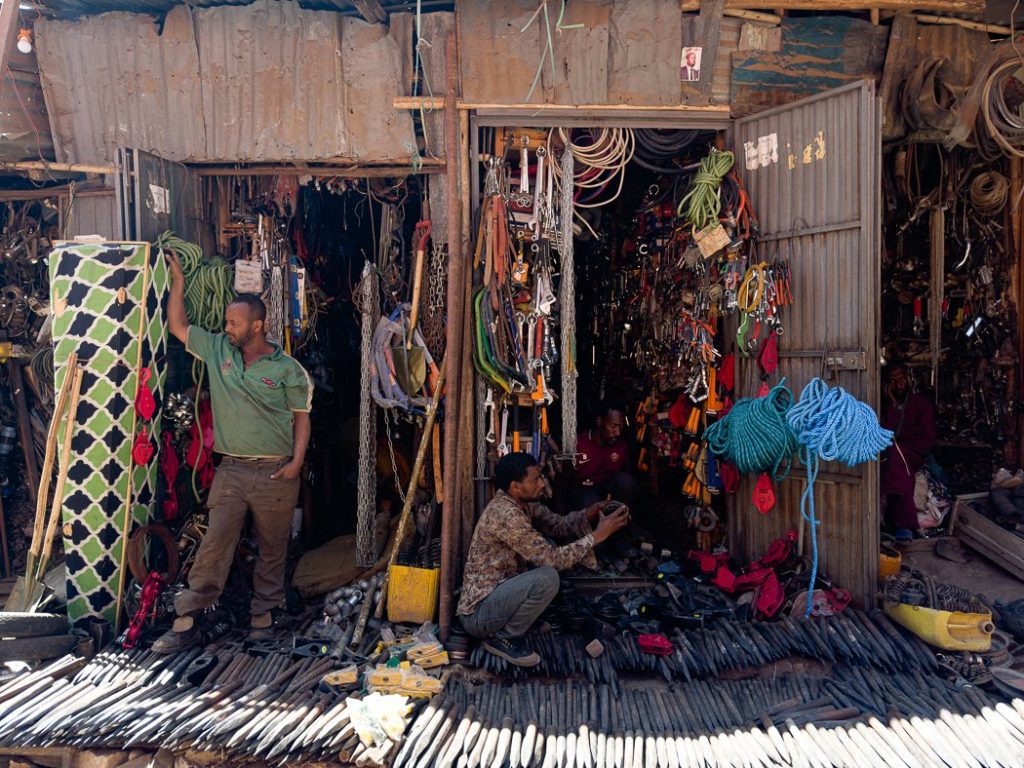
[355,263,380,566]
[422,240,448,360]
[384,411,407,504]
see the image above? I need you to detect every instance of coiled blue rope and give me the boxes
[704,380,799,480]
[787,378,894,616]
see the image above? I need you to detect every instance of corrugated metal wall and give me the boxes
[731,81,881,608]
[66,192,122,239]
[34,0,416,165]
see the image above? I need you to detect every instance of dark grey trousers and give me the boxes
[459,566,560,639]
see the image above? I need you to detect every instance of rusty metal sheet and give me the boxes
[416,11,454,162]
[542,1,610,104]
[731,81,881,608]
[608,0,681,105]
[0,69,54,162]
[35,7,204,165]
[459,0,544,105]
[35,0,416,165]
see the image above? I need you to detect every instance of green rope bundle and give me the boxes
[154,231,234,332]
[704,380,798,480]
[677,149,735,230]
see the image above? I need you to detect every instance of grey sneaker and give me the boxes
[482,637,541,668]
[152,626,196,653]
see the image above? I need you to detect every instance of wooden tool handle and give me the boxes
[38,365,84,572]
[407,245,426,349]
[28,352,79,561]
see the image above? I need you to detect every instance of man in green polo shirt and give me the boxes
[153,252,312,652]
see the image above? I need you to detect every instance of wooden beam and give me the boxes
[393,96,733,112]
[725,9,782,23]
[902,13,1013,34]
[0,0,20,92]
[681,0,985,11]
[350,0,388,24]
[0,161,115,175]
[192,162,444,177]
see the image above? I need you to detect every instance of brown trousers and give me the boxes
[175,456,300,618]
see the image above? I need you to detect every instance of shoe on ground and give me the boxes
[248,610,281,639]
[152,616,196,653]
[482,637,541,668]
[894,528,914,545]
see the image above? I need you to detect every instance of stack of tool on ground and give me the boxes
[401,673,1024,768]
[0,614,452,765]
[468,608,937,685]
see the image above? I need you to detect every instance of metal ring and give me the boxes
[638,244,649,255]
[531,244,540,253]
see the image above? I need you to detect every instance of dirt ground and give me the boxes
[900,535,1024,605]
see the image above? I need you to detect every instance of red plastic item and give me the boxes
[160,432,180,520]
[668,393,690,429]
[719,461,740,493]
[747,530,797,570]
[752,571,786,617]
[689,550,729,574]
[123,571,166,649]
[637,633,675,656]
[758,333,779,375]
[186,397,215,490]
[132,426,155,465]
[135,367,156,420]
[718,353,735,391]
[753,472,775,514]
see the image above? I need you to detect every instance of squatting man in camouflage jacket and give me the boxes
[456,452,630,667]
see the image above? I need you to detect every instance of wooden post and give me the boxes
[9,361,40,505]
[439,30,461,642]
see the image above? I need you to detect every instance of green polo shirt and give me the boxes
[186,327,312,458]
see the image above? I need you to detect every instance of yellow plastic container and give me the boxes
[879,547,902,581]
[387,565,440,624]
[884,601,995,652]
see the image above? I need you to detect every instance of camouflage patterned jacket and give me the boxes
[457,490,596,616]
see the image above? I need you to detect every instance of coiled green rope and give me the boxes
[154,231,234,333]
[677,149,735,230]
[704,379,798,480]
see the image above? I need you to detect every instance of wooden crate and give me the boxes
[949,495,1024,582]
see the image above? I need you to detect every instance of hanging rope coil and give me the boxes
[677,149,735,230]
[704,380,798,480]
[787,378,894,616]
[633,129,700,174]
[548,128,635,238]
[154,231,234,333]
[969,171,1009,215]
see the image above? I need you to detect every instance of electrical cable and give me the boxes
[548,128,635,238]
[633,129,700,174]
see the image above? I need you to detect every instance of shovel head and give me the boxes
[5,576,48,612]
[391,345,426,395]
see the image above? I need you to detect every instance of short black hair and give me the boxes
[597,399,626,419]
[229,293,267,322]
[495,452,538,492]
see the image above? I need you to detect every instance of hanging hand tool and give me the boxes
[392,220,433,395]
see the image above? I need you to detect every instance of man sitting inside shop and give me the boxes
[569,401,635,509]
[457,452,630,667]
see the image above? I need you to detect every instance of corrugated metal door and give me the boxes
[731,81,881,607]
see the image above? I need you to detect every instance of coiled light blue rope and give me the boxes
[704,379,799,480]
[787,378,894,616]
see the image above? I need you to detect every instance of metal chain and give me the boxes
[356,263,379,566]
[423,240,448,360]
[559,148,578,459]
[265,265,285,346]
[384,410,407,504]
